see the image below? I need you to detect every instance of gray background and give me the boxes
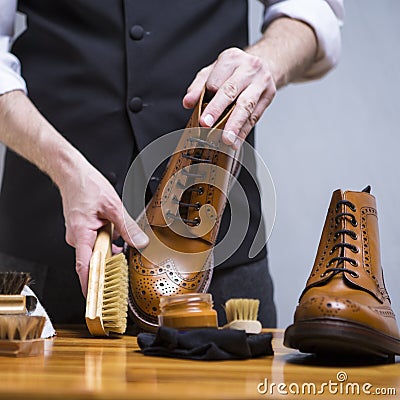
[1,1,399,328]
[250,0,400,327]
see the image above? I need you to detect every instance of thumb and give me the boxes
[113,207,149,249]
[182,65,212,109]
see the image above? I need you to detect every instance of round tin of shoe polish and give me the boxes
[158,293,218,330]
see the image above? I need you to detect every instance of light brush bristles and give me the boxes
[223,298,262,334]
[225,298,260,322]
[102,253,129,334]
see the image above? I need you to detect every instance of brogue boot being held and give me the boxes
[128,90,239,331]
[284,186,400,361]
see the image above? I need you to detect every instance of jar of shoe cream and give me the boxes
[158,293,218,330]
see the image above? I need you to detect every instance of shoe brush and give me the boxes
[0,272,45,357]
[0,315,46,357]
[0,271,31,314]
[222,298,262,334]
[85,223,129,336]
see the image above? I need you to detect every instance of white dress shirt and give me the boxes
[0,0,344,96]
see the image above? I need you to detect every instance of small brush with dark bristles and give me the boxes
[0,272,31,295]
[0,272,31,314]
[0,273,45,357]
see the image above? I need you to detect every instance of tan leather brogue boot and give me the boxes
[284,187,400,360]
[128,90,238,331]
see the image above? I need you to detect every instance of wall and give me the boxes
[249,0,400,327]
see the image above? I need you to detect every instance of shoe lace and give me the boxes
[167,138,214,226]
[322,200,360,278]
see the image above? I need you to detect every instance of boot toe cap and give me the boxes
[294,292,399,339]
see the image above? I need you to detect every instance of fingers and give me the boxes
[227,84,276,150]
[62,168,150,296]
[200,49,257,128]
[71,209,148,297]
[75,234,97,298]
[112,243,124,254]
[186,47,276,147]
[183,65,213,109]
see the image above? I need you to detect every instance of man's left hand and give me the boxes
[183,47,276,149]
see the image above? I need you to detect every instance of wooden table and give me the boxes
[0,327,399,399]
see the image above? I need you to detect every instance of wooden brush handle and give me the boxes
[86,222,114,336]
[93,223,113,259]
[0,295,26,314]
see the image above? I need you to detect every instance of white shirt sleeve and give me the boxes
[261,0,344,80]
[0,0,27,95]
[1,0,343,96]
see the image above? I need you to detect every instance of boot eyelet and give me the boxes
[194,202,201,211]
[193,217,201,226]
[351,246,360,254]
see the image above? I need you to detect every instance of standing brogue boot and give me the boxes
[128,90,239,331]
[284,187,400,360]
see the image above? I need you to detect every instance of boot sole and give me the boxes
[284,318,400,362]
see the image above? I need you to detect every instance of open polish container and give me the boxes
[158,293,218,330]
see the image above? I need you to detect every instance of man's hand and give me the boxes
[59,164,149,296]
[0,90,149,296]
[183,17,318,149]
[183,48,276,150]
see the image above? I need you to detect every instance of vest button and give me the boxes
[129,97,143,113]
[130,25,145,40]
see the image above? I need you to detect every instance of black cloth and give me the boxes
[0,0,271,323]
[137,327,274,361]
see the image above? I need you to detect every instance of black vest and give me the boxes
[0,0,266,322]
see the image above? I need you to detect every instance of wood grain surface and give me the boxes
[0,327,399,399]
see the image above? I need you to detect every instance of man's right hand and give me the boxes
[0,90,148,296]
[60,162,149,296]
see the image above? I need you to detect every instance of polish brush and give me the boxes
[85,223,129,336]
